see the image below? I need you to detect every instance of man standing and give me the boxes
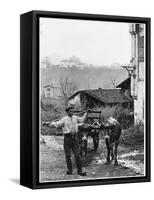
[44,106,88,176]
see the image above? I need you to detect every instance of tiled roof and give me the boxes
[69,88,133,104]
[116,77,131,89]
[43,84,53,88]
[43,84,60,89]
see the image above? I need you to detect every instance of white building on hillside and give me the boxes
[60,56,86,68]
[42,83,61,98]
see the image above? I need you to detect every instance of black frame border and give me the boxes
[20,10,151,189]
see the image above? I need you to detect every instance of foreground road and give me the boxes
[40,135,144,182]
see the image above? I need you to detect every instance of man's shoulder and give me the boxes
[57,116,67,122]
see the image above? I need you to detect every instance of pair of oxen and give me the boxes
[78,117,121,166]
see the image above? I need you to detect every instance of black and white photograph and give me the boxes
[39,17,146,183]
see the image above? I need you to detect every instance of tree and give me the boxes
[59,76,78,106]
[108,74,117,88]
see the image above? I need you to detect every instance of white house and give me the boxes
[60,56,86,68]
[42,83,61,98]
[129,24,145,124]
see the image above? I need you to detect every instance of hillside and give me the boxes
[40,65,128,91]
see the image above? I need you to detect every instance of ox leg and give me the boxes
[77,133,83,157]
[93,134,99,151]
[105,139,110,163]
[83,139,87,159]
[114,140,119,166]
[81,133,88,163]
[110,144,114,161]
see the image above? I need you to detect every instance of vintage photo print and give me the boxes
[39,17,145,183]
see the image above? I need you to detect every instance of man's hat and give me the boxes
[65,105,74,112]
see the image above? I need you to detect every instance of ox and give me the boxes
[101,117,121,166]
[78,119,101,162]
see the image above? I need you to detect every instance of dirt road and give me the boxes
[40,135,144,182]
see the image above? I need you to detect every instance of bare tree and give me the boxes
[108,74,117,88]
[59,76,78,106]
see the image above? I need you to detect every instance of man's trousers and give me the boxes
[64,134,82,173]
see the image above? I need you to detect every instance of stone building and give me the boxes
[60,56,86,68]
[125,24,145,124]
[68,88,133,110]
[41,83,61,111]
[43,83,61,98]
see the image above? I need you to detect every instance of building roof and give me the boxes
[43,84,53,88]
[68,88,133,104]
[116,77,131,90]
[43,84,60,89]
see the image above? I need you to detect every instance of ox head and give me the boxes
[101,117,117,130]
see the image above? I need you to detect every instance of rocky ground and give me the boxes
[40,135,144,182]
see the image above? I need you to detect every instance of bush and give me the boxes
[114,105,134,129]
[41,110,63,136]
[41,99,65,136]
[99,106,116,121]
[121,121,144,147]
[94,105,134,129]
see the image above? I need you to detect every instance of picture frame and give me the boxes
[20,10,151,189]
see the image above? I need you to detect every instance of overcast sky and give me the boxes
[40,17,131,66]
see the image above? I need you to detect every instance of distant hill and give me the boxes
[40,65,128,91]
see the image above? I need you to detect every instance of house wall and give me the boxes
[43,86,61,98]
[44,87,52,98]
[68,93,81,108]
[129,24,144,124]
[68,93,102,109]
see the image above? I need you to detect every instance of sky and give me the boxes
[40,17,131,66]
